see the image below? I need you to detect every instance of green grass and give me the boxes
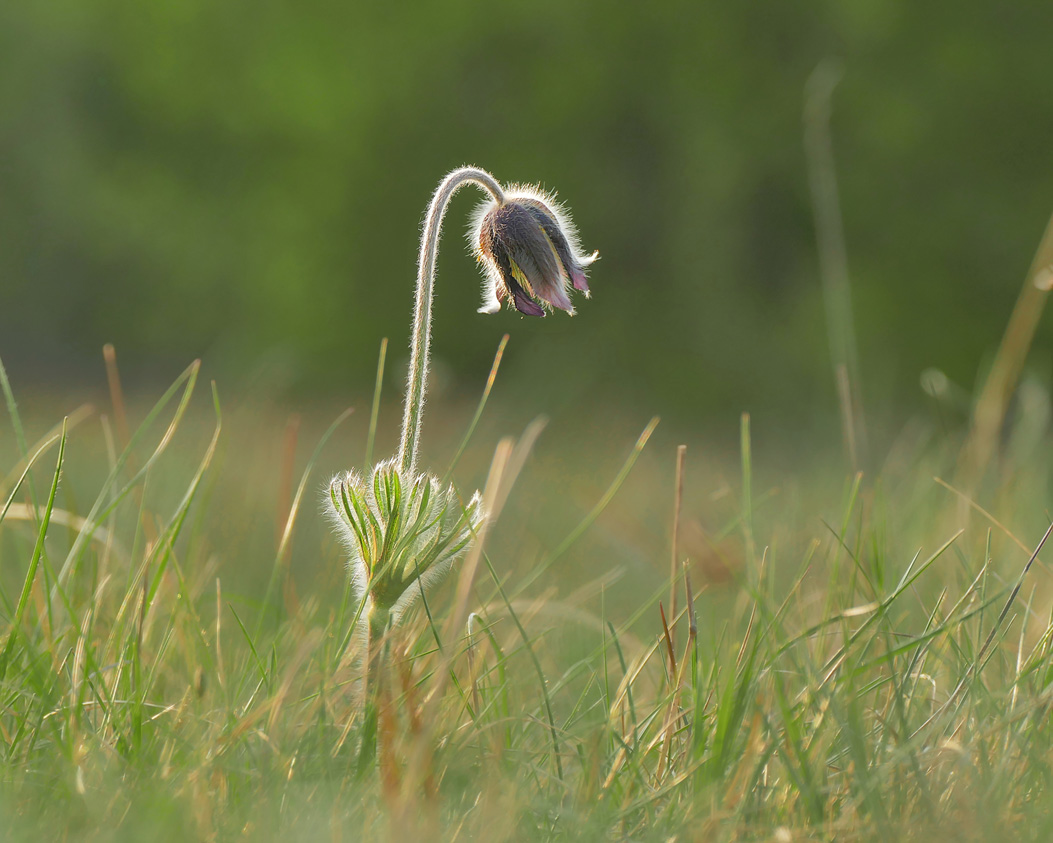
[3,352,1053,842]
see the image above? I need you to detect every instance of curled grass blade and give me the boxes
[0,418,66,682]
[53,360,202,596]
[260,406,354,631]
[443,333,509,483]
[0,434,61,529]
[516,416,659,599]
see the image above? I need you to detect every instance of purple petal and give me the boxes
[511,251,573,312]
[511,289,545,317]
[526,204,594,296]
[492,243,545,316]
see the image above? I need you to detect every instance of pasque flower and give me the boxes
[473,185,598,317]
[325,166,594,776]
[326,168,595,619]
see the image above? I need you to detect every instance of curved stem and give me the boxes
[398,167,504,476]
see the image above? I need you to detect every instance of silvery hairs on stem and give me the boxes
[327,166,597,621]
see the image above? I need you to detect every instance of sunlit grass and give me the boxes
[2,350,1053,842]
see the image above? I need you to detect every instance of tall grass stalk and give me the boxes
[805,61,868,470]
[959,211,1053,493]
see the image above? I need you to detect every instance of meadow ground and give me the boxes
[2,348,1053,842]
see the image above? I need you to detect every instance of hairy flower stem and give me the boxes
[356,602,391,778]
[398,167,505,476]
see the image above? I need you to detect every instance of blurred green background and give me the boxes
[2,0,1052,435]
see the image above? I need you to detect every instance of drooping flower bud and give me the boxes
[327,459,485,616]
[471,185,598,317]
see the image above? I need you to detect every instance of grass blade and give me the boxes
[0,418,66,681]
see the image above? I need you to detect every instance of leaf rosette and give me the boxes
[327,459,484,615]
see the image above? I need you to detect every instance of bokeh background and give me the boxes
[2,1,1053,443]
